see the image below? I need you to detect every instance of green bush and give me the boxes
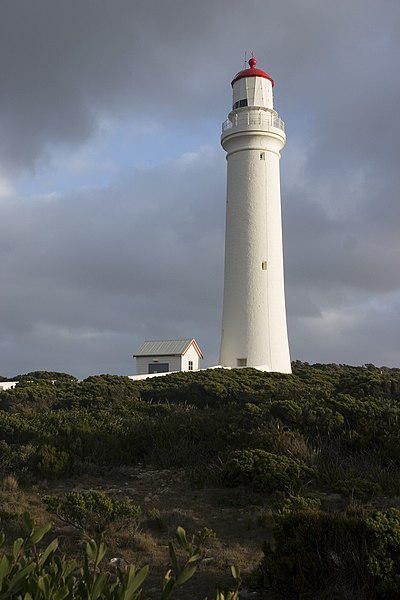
[258,507,400,599]
[42,490,142,535]
[270,400,303,424]
[334,476,382,500]
[36,444,71,479]
[366,509,400,595]
[223,449,316,493]
[0,440,36,476]
[274,494,321,517]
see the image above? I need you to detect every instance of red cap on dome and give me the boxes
[231,57,274,88]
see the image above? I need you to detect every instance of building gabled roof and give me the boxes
[133,339,203,358]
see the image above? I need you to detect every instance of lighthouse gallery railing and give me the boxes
[222,110,285,133]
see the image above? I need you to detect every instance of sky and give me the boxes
[1,0,400,379]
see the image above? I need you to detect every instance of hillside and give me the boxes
[1,363,400,598]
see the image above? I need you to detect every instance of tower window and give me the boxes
[262,261,267,270]
[232,99,248,109]
[260,152,265,160]
[237,358,247,367]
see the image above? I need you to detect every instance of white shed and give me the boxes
[133,339,203,375]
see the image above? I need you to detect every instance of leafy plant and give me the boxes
[334,476,382,500]
[196,527,217,543]
[161,526,202,599]
[0,514,239,599]
[223,449,316,493]
[365,508,400,596]
[145,507,166,531]
[42,490,141,535]
[274,494,321,517]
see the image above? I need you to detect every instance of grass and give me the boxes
[2,474,18,492]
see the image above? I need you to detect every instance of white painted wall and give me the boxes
[232,76,273,109]
[181,344,202,371]
[219,74,291,374]
[0,382,17,390]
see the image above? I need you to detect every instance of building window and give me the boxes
[237,358,247,367]
[188,361,193,371]
[148,363,169,374]
[260,152,265,160]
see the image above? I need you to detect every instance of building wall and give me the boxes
[181,345,202,371]
[219,112,291,373]
[136,355,182,375]
[233,76,273,110]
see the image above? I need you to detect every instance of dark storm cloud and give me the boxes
[1,0,400,376]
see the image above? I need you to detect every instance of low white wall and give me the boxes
[0,382,18,391]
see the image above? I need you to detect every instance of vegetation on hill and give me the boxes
[1,362,400,597]
[1,363,400,493]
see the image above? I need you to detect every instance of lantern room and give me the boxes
[231,57,274,111]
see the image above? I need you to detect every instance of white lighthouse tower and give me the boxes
[219,56,291,373]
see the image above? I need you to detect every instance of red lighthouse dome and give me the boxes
[231,57,274,88]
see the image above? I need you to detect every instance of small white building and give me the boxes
[133,339,203,375]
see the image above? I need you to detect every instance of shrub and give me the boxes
[197,527,217,543]
[0,440,36,476]
[42,490,142,535]
[257,507,400,599]
[223,449,316,493]
[270,400,303,424]
[274,494,321,517]
[334,476,382,500]
[365,509,400,596]
[145,507,166,531]
[36,444,71,478]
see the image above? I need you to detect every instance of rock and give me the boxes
[239,589,258,599]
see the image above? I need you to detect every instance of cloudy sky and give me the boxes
[1,0,399,378]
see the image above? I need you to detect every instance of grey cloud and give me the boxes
[1,0,397,170]
[0,148,224,376]
[289,293,400,368]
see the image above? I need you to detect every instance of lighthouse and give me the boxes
[219,57,291,373]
